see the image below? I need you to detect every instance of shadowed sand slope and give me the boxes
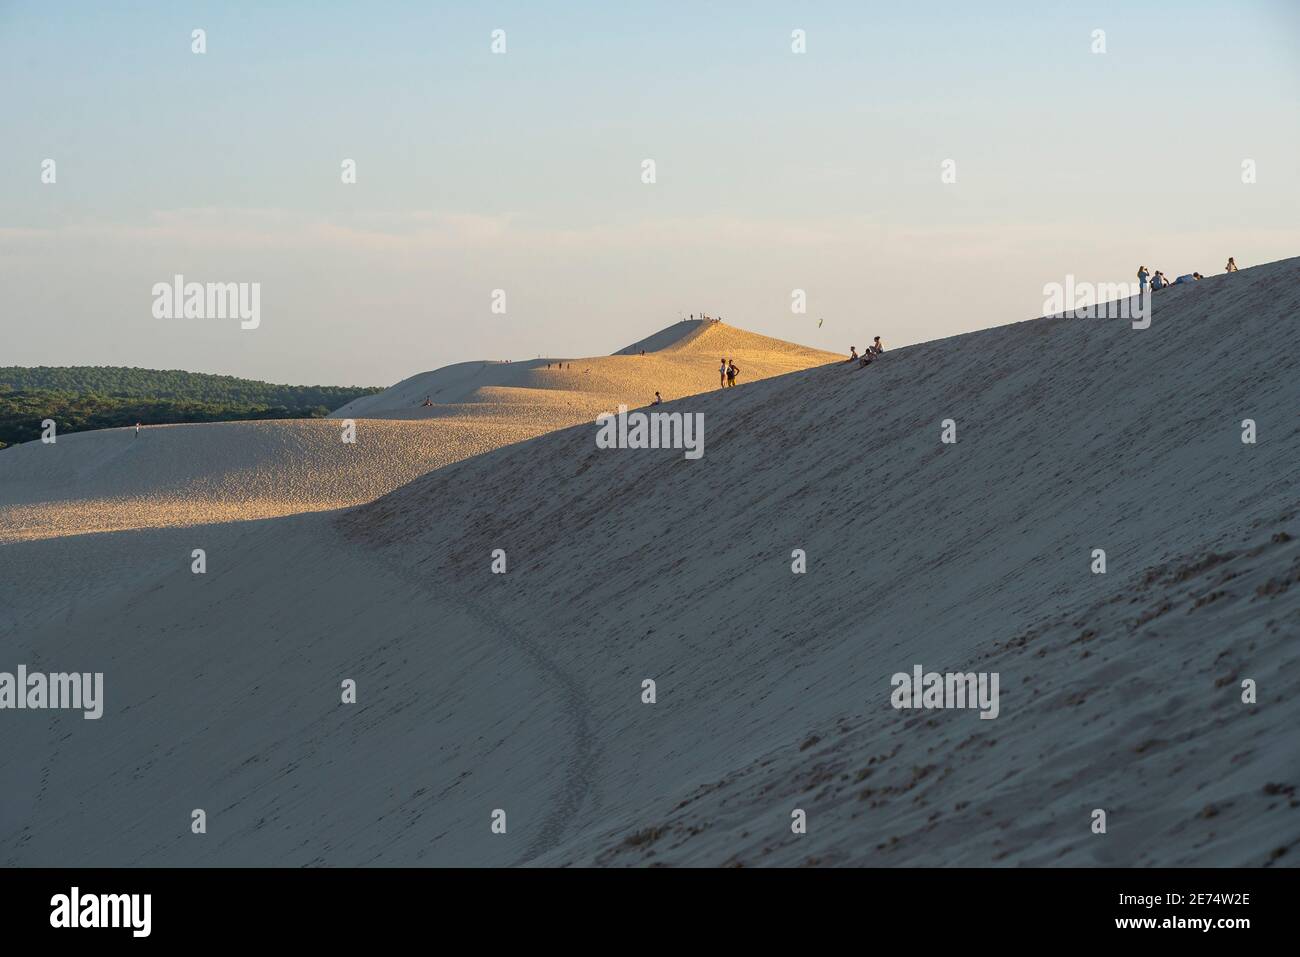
[0,322,837,541]
[2,261,1296,866]
[339,257,1299,865]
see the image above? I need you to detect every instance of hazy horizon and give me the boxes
[4,0,1298,385]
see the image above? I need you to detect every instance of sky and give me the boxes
[2,0,1298,386]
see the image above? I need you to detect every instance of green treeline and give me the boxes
[0,367,381,450]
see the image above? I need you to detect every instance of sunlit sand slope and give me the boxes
[0,322,837,541]
[329,320,839,420]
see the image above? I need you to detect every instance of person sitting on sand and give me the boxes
[1150,271,1167,291]
[859,338,885,368]
[421,396,433,407]
[848,346,859,362]
[726,360,739,387]
[1226,257,1238,273]
[652,392,663,405]
[1192,272,1204,281]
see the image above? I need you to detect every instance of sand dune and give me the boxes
[340,258,1300,866]
[0,419,520,542]
[2,262,1297,866]
[329,319,838,420]
[0,321,837,542]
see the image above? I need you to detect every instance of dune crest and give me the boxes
[329,319,838,420]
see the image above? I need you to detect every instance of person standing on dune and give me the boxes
[719,358,727,388]
[726,360,739,387]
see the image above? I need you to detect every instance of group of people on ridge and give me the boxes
[848,336,886,368]
[1138,258,1237,292]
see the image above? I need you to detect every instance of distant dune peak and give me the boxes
[614,319,828,358]
[329,320,838,421]
[613,319,715,355]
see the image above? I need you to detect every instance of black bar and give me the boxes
[0,867,1288,942]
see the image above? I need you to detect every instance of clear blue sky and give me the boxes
[2,1,1297,384]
